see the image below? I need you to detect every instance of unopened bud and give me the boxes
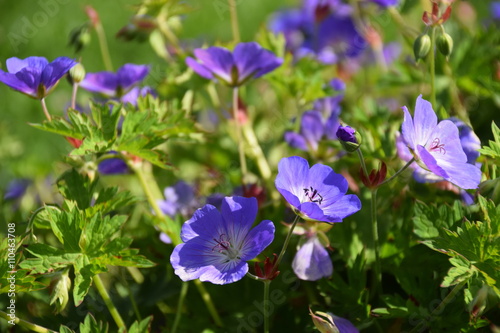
[437,33,453,57]
[413,34,431,61]
[49,269,71,313]
[68,24,91,53]
[69,63,86,84]
[336,125,361,152]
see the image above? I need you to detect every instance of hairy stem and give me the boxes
[356,148,370,178]
[370,188,381,294]
[93,274,126,330]
[40,98,52,122]
[377,158,415,188]
[70,82,79,110]
[274,215,301,271]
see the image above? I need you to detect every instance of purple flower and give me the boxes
[310,310,359,333]
[170,196,275,284]
[275,156,361,223]
[98,158,129,175]
[293,235,332,280]
[329,78,346,91]
[157,181,199,218]
[401,95,481,189]
[492,2,500,20]
[4,179,30,201]
[285,96,342,152]
[186,42,283,87]
[0,56,76,99]
[367,0,399,8]
[120,86,156,106]
[80,64,150,97]
[336,125,357,144]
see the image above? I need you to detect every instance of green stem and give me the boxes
[274,215,301,271]
[356,148,369,178]
[242,123,272,181]
[0,311,56,333]
[193,280,224,327]
[377,158,415,188]
[171,281,189,333]
[233,87,249,184]
[40,98,52,122]
[429,26,437,109]
[70,83,79,110]
[95,21,113,71]
[408,280,466,333]
[263,280,271,333]
[228,0,240,43]
[93,274,126,330]
[370,188,381,294]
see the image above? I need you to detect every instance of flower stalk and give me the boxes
[0,311,56,333]
[228,0,240,43]
[40,98,52,122]
[233,87,249,184]
[93,274,126,330]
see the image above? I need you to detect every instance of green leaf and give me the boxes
[81,214,127,255]
[126,316,153,333]
[478,122,500,159]
[79,313,109,333]
[19,253,81,274]
[57,169,98,209]
[59,325,76,333]
[413,201,465,239]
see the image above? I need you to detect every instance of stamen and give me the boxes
[429,138,446,154]
[212,234,231,253]
[303,186,324,205]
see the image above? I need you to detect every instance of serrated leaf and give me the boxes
[59,325,76,333]
[413,201,465,239]
[57,169,98,209]
[478,122,500,159]
[80,313,109,333]
[126,316,153,333]
[441,266,473,287]
[81,214,127,255]
[19,253,81,274]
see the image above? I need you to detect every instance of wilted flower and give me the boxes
[275,156,361,223]
[0,56,76,99]
[400,95,481,189]
[170,196,275,284]
[186,42,282,87]
[80,63,150,97]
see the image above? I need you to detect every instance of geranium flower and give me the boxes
[170,196,275,284]
[310,310,359,333]
[401,95,481,189]
[157,181,199,218]
[80,63,150,97]
[275,156,361,223]
[292,235,332,281]
[0,56,76,99]
[185,42,283,87]
[367,0,399,8]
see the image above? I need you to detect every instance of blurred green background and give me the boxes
[0,0,294,185]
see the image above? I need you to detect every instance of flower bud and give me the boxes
[336,125,361,152]
[478,178,500,204]
[68,63,86,84]
[437,33,453,57]
[310,309,339,333]
[413,34,431,61]
[49,269,71,313]
[68,24,91,53]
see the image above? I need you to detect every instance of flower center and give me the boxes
[211,234,241,261]
[303,186,323,205]
[429,138,446,155]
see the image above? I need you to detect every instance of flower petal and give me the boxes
[0,71,36,97]
[193,47,235,84]
[275,156,309,207]
[401,106,415,150]
[284,131,308,151]
[413,95,437,146]
[186,57,214,80]
[300,111,324,152]
[117,64,150,91]
[320,194,362,223]
[6,56,48,73]
[436,160,482,189]
[41,57,76,90]
[180,204,224,242]
[427,119,467,164]
[292,236,332,281]
[80,71,118,96]
[307,163,348,204]
[220,196,257,245]
[240,220,275,260]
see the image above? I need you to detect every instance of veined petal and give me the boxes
[413,95,437,145]
[220,196,257,245]
[240,220,275,260]
[233,42,265,82]
[6,56,48,73]
[436,160,482,190]
[180,204,224,242]
[193,47,235,84]
[41,57,76,89]
[427,120,467,164]
[417,145,448,179]
[0,71,36,97]
[299,201,327,221]
[275,156,309,204]
[307,164,348,204]
[199,261,249,285]
[401,106,416,150]
[292,236,332,281]
[320,194,362,223]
